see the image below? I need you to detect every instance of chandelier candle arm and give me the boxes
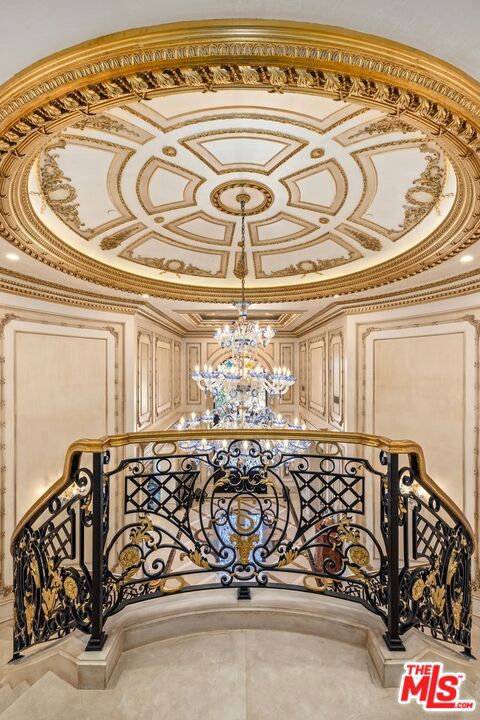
[179,193,307,457]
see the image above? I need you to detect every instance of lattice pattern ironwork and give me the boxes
[11,436,474,659]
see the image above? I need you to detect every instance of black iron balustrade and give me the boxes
[10,430,474,660]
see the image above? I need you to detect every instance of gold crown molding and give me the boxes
[293,276,480,336]
[0,21,480,301]
[0,268,187,334]
[3,263,480,336]
[176,309,301,330]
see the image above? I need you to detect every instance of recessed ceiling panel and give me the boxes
[1,21,478,301]
[23,86,459,292]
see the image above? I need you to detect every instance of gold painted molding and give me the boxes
[1,20,480,301]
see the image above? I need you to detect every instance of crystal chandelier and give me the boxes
[178,192,309,458]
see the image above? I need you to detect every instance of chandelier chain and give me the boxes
[240,198,246,306]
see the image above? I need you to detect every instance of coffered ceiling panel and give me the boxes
[179,130,306,174]
[2,21,479,302]
[137,157,204,214]
[25,88,458,292]
[120,232,229,277]
[249,212,317,246]
[281,159,348,214]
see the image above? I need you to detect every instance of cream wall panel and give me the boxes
[308,336,327,418]
[137,331,153,428]
[134,315,182,430]
[14,332,109,520]
[154,336,172,419]
[299,341,307,408]
[279,343,294,405]
[3,319,117,587]
[300,318,346,430]
[173,341,181,408]
[328,330,344,428]
[364,323,475,527]
[186,342,201,405]
[207,342,218,361]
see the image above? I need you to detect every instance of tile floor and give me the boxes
[1,625,479,719]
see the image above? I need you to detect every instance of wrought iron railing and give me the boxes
[10,430,474,659]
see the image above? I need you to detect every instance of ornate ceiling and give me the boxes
[1,21,480,303]
[28,91,456,290]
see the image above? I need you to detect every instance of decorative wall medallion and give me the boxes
[0,21,478,301]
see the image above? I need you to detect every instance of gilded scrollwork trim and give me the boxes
[0,23,480,301]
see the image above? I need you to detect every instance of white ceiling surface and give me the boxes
[0,1,480,326]
[30,92,455,288]
[0,0,480,85]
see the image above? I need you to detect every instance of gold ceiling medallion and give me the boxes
[210,180,274,216]
[0,20,479,301]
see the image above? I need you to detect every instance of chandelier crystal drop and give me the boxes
[178,192,309,458]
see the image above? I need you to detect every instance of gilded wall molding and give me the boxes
[154,335,173,420]
[137,330,153,428]
[307,334,327,418]
[299,341,307,407]
[328,328,344,428]
[359,315,479,587]
[0,21,480,301]
[186,342,201,405]
[279,342,294,404]
[0,311,122,594]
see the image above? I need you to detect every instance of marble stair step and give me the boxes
[0,681,30,714]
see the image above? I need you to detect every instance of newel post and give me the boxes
[86,451,108,651]
[384,451,405,651]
